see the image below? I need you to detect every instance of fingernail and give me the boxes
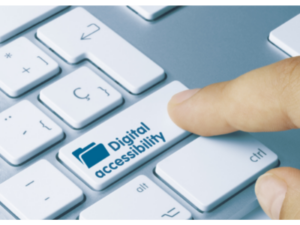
[255,173,287,220]
[170,89,200,104]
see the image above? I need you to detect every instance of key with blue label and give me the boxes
[58,81,190,190]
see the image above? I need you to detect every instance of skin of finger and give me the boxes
[255,173,287,219]
[168,56,300,136]
[257,167,300,219]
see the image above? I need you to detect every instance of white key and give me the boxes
[269,14,300,56]
[128,6,176,20]
[0,100,64,165]
[0,160,84,220]
[59,81,189,190]
[156,132,279,212]
[0,37,59,97]
[40,67,123,129]
[0,6,68,43]
[37,7,165,94]
[80,175,191,220]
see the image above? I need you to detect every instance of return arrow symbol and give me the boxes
[81,23,100,40]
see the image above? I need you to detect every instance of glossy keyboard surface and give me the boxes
[0,6,299,220]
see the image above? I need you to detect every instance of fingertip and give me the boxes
[168,88,200,130]
[167,85,236,136]
[255,172,287,219]
[169,89,200,105]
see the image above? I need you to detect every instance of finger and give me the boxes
[255,167,300,219]
[168,56,300,136]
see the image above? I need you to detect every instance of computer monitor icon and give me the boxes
[72,142,110,169]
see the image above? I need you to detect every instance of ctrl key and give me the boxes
[79,175,192,220]
[156,132,279,212]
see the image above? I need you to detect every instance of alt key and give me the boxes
[79,175,192,220]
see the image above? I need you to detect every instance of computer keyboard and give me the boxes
[0,5,298,220]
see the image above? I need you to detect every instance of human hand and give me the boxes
[168,56,300,220]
